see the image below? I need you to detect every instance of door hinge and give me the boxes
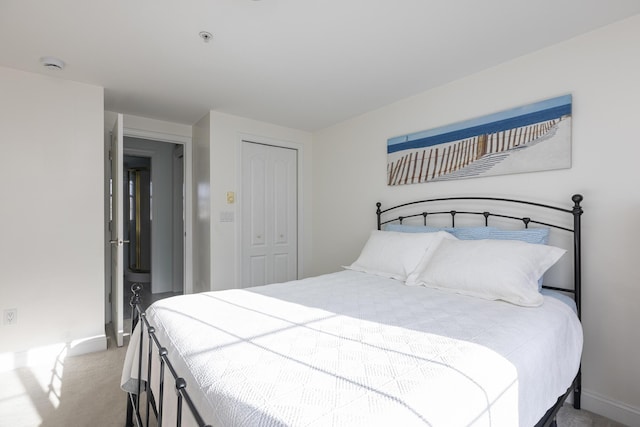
[108,292,112,303]
[109,150,112,161]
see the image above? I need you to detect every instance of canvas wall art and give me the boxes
[387,94,572,185]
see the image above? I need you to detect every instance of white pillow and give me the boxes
[345,230,455,281]
[406,239,566,307]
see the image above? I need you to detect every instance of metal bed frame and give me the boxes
[376,194,584,427]
[125,285,210,427]
[126,193,583,427]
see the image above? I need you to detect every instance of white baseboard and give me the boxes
[0,334,107,373]
[67,334,108,356]
[583,388,640,426]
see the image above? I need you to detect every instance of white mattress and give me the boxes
[122,270,582,427]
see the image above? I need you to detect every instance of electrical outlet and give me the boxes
[3,309,17,326]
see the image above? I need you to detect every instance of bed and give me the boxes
[122,194,584,427]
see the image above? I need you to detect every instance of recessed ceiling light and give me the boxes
[40,56,65,71]
[199,31,213,43]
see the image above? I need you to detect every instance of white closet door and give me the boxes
[242,141,297,287]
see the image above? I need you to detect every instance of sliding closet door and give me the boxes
[241,141,297,287]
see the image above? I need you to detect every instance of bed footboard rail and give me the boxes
[126,283,211,427]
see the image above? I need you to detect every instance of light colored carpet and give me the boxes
[0,333,128,427]
[0,328,626,427]
[556,404,627,427]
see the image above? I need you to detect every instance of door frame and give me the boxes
[172,145,185,293]
[105,126,193,326]
[122,128,193,295]
[237,133,305,286]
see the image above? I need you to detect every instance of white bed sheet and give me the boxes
[122,270,582,427]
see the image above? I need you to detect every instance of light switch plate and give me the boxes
[220,211,234,222]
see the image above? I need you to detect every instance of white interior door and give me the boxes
[110,114,124,347]
[242,142,297,287]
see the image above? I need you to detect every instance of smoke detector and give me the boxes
[199,31,213,43]
[40,56,65,71]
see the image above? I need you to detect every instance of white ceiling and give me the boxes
[1,1,639,131]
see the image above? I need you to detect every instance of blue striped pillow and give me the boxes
[384,224,497,239]
[485,228,549,245]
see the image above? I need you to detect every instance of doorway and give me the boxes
[123,155,151,287]
[121,139,184,313]
[106,114,192,347]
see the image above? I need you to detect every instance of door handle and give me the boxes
[109,239,130,246]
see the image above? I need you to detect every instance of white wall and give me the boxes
[0,66,105,360]
[311,15,640,425]
[206,111,313,291]
[192,114,212,294]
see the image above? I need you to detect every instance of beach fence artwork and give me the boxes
[387,95,572,185]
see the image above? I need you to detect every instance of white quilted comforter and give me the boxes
[121,270,582,427]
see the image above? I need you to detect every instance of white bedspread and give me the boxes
[122,270,582,427]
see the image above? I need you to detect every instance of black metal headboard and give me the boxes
[376,194,583,319]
